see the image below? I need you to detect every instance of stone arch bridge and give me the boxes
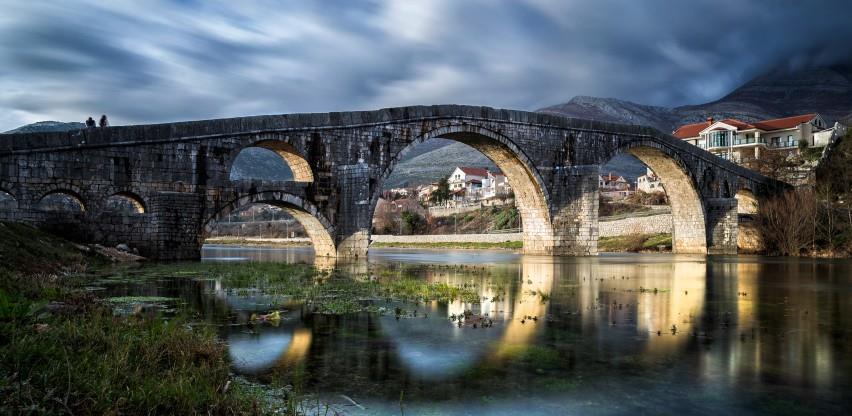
[0,105,787,260]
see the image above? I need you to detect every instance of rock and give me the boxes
[116,243,130,252]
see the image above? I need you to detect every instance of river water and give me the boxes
[110,245,852,415]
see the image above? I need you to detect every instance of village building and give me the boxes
[672,113,837,163]
[636,168,664,194]
[599,172,633,200]
[446,166,512,202]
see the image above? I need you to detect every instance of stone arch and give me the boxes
[0,188,17,210]
[228,140,313,182]
[374,124,554,254]
[735,188,758,215]
[36,189,87,213]
[202,190,336,257]
[104,191,147,214]
[608,143,708,254]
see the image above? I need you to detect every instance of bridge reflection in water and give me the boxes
[186,247,850,413]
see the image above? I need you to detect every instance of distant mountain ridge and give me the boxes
[3,121,84,134]
[539,65,852,133]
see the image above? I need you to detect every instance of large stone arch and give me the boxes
[607,142,708,254]
[373,124,555,254]
[202,190,336,257]
[226,138,314,182]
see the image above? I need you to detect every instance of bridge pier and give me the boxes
[545,165,599,255]
[705,198,739,255]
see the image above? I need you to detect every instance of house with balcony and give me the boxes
[673,113,829,163]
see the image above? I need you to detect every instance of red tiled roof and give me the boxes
[752,114,817,131]
[673,121,712,139]
[673,113,818,139]
[458,167,488,177]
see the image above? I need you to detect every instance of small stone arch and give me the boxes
[735,188,758,215]
[36,189,87,213]
[228,139,313,182]
[374,123,555,254]
[203,190,336,257]
[606,141,708,254]
[104,191,147,214]
[0,188,17,210]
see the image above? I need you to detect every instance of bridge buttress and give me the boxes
[705,198,739,255]
[546,165,599,255]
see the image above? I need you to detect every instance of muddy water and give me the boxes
[107,246,852,415]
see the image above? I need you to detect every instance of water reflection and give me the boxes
[176,247,851,414]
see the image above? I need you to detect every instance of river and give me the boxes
[104,245,852,415]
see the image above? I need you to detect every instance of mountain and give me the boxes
[3,121,85,134]
[382,138,496,188]
[540,65,852,133]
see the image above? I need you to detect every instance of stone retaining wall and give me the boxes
[371,233,522,243]
[598,213,672,237]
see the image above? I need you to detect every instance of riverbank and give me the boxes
[205,236,312,247]
[371,241,523,250]
[0,222,260,414]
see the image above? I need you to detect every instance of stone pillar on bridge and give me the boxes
[334,162,372,258]
[705,198,739,255]
[546,165,599,256]
[150,191,205,260]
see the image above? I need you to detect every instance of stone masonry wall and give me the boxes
[599,214,672,237]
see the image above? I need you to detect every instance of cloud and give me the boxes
[0,0,850,131]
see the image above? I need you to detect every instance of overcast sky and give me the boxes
[1,0,851,131]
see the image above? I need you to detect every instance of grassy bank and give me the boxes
[598,233,672,253]
[0,222,260,414]
[371,240,523,250]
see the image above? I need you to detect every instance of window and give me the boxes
[706,130,729,148]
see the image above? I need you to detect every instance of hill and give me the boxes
[3,121,85,134]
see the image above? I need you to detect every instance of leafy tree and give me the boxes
[429,177,451,204]
[400,209,426,235]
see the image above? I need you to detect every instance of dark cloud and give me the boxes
[1,0,850,131]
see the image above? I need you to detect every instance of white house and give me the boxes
[673,113,830,163]
[481,170,511,198]
[448,167,488,191]
[637,168,664,194]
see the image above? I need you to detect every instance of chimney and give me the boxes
[707,117,714,124]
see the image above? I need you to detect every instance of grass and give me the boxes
[371,241,523,250]
[0,222,264,415]
[598,233,672,252]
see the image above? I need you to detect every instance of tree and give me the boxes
[755,189,816,256]
[400,209,426,235]
[429,177,451,204]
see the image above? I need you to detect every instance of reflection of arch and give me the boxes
[375,125,554,254]
[230,141,313,182]
[610,145,708,254]
[104,191,147,214]
[36,189,87,213]
[735,189,758,215]
[203,191,336,257]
